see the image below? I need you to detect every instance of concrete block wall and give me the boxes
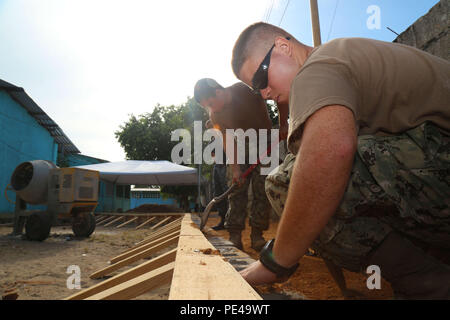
[394,0,449,61]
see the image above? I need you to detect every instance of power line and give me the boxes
[265,0,275,22]
[278,0,291,26]
[326,0,339,42]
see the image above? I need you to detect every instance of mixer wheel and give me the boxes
[25,212,52,241]
[72,212,96,237]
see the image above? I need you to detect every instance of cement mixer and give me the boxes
[10,160,99,241]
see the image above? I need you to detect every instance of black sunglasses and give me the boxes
[251,36,291,93]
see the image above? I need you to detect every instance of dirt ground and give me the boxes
[0,212,394,300]
[204,214,394,300]
[0,221,172,300]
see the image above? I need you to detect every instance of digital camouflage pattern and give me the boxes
[224,162,271,232]
[266,122,450,272]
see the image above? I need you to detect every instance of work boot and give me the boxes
[212,219,225,231]
[229,231,243,250]
[365,232,450,299]
[251,228,266,251]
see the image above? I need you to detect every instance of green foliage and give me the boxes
[115,96,279,209]
[115,97,211,207]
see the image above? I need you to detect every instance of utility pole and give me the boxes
[197,163,202,211]
[310,0,322,46]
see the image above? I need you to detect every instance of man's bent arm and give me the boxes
[272,105,357,269]
[278,103,289,140]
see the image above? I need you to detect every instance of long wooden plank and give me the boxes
[121,222,182,255]
[90,235,179,279]
[96,215,110,223]
[133,217,182,246]
[65,249,177,300]
[96,216,116,226]
[169,214,261,300]
[116,217,138,229]
[104,216,125,227]
[95,212,186,217]
[110,230,181,264]
[135,217,157,230]
[149,216,171,230]
[86,262,174,300]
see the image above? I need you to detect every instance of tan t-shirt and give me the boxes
[288,37,450,154]
[210,82,272,132]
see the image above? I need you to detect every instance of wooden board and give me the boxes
[103,216,125,227]
[94,212,186,217]
[65,249,177,300]
[150,216,172,230]
[110,230,180,264]
[96,215,116,226]
[129,218,182,249]
[90,235,179,279]
[169,214,261,300]
[85,262,174,300]
[116,217,138,228]
[135,217,157,230]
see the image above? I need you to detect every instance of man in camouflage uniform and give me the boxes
[224,151,272,249]
[231,22,450,299]
[194,78,275,251]
[267,124,450,298]
[211,149,228,230]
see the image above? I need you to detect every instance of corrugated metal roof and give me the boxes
[0,79,80,154]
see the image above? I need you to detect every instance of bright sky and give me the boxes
[0,0,440,162]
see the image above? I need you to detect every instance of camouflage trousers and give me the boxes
[266,122,450,272]
[224,163,271,232]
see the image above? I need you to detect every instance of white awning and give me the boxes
[73,160,198,185]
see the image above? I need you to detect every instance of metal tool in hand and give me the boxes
[200,139,280,231]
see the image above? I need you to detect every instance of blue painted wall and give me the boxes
[0,89,58,214]
[130,193,178,209]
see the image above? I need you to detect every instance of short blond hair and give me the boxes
[231,22,294,78]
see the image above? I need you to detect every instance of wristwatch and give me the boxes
[259,239,299,279]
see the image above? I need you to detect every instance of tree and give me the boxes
[115,97,211,210]
[115,97,279,210]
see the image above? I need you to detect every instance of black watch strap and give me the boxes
[259,239,299,279]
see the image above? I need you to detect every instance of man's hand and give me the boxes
[239,261,278,286]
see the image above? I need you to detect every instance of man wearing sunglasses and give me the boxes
[194,78,278,251]
[231,22,450,299]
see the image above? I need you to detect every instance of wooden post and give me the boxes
[310,0,322,46]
